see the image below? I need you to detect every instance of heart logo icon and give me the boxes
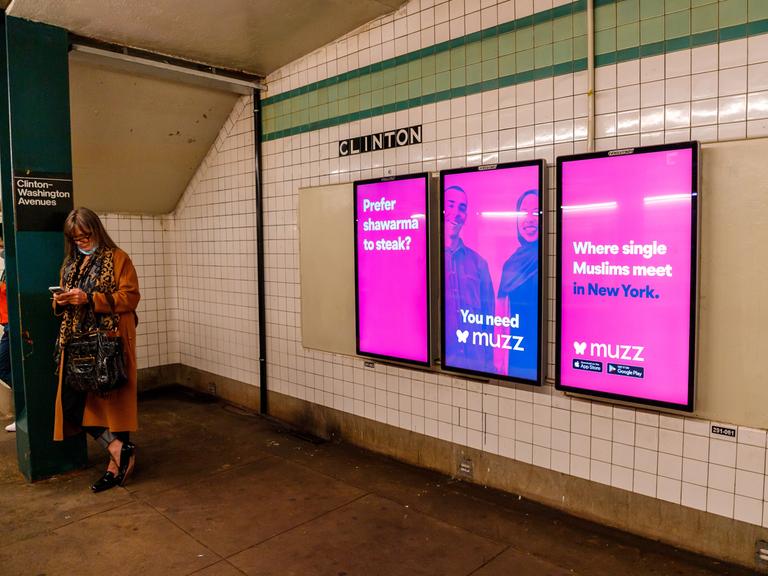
[573,341,587,355]
[456,329,469,344]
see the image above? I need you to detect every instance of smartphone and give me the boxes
[48,286,64,294]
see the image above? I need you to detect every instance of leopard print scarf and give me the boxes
[57,247,120,350]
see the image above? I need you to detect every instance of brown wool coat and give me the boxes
[53,248,140,440]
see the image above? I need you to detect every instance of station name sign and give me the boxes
[13,172,74,232]
[339,125,422,157]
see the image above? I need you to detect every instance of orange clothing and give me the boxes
[0,281,7,324]
[53,248,140,440]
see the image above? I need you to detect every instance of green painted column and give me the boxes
[1,15,87,480]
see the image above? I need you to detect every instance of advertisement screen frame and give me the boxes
[353,172,431,366]
[555,141,700,412]
[439,160,546,385]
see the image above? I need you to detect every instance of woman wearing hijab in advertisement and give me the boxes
[495,189,539,381]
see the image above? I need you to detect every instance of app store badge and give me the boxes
[607,363,645,378]
[573,359,602,372]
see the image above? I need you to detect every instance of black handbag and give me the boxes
[64,329,128,395]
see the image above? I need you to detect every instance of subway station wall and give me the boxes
[100,96,259,383]
[258,0,768,534]
[92,0,768,556]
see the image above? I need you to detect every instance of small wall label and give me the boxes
[711,425,736,438]
[458,458,473,478]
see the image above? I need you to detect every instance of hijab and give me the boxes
[498,189,539,297]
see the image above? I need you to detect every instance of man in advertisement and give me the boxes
[443,185,494,372]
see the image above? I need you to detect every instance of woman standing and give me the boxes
[52,208,140,492]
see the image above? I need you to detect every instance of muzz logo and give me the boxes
[573,340,645,362]
[455,310,525,351]
[456,329,524,350]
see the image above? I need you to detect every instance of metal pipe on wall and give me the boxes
[69,42,265,94]
[253,89,268,415]
[586,0,595,152]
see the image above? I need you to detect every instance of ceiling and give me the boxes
[4,0,405,215]
[6,0,405,76]
[69,57,239,215]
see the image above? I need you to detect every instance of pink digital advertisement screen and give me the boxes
[556,142,699,411]
[441,161,545,384]
[354,174,430,364]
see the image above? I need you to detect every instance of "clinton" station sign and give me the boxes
[339,125,422,157]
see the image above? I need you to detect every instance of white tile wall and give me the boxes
[103,96,259,384]
[110,0,768,533]
[101,214,170,370]
[166,97,259,386]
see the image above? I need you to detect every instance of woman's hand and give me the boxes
[54,288,88,306]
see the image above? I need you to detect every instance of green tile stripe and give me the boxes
[263,1,587,139]
[264,60,588,142]
[601,17,768,65]
[263,0,585,108]
[262,1,768,142]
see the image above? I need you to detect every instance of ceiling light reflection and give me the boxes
[480,211,528,218]
[617,116,639,132]
[562,201,617,213]
[643,193,694,205]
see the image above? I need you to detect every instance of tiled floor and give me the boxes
[0,387,755,576]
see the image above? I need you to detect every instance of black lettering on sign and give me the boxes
[13,173,74,232]
[711,425,737,438]
[339,125,422,156]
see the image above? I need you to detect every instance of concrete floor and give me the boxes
[0,386,756,576]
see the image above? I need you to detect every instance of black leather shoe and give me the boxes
[117,442,136,486]
[91,470,119,493]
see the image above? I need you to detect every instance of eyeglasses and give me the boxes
[71,232,92,243]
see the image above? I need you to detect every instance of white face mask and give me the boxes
[78,245,97,255]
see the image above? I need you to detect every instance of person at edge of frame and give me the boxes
[0,224,15,433]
